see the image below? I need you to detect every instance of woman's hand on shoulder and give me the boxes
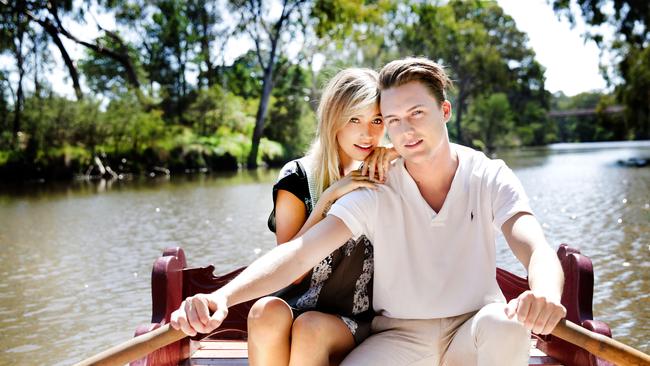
[361,146,400,182]
[322,170,378,203]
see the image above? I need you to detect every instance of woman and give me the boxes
[247,68,397,366]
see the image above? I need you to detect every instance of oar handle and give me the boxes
[72,324,186,366]
[551,319,650,366]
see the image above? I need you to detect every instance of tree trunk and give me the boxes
[12,8,25,146]
[486,118,494,153]
[32,33,39,99]
[245,0,302,167]
[200,9,213,88]
[48,28,83,100]
[455,89,465,144]
[248,66,274,168]
[180,43,187,98]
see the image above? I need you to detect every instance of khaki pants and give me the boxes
[340,303,530,366]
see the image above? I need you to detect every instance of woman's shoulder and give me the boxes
[277,158,308,181]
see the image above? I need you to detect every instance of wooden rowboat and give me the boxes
[129,244,614,366]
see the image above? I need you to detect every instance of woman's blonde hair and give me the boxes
[308,68,380,200]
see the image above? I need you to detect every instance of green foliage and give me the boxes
[264,61,317,160]
[79,35,147,97]
[186,84,256,137]
[216,51,263,99]
[465,93,514,151]
[0,87,284,179]
[618,46,650,139]
[100,92,166,155]
[518,102,556,146]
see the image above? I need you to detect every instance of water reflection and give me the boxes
[0,170,280,365]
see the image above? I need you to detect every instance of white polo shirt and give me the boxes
[328,144,533,319]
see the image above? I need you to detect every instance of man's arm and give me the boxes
[171,215,353,336]
[502,212,567,335]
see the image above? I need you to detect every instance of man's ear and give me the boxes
[442,100,453,122]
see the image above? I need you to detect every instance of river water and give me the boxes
[0,141,648,365]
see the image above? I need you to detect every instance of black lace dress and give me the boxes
[267,159,375,344]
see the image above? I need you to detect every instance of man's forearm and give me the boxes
[527,245,564,301]
[503,213,565,301]
[219,238,311,306]
[217,216,353,307]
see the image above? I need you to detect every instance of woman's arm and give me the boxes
[274,146,397,283]
[291,171,377,240]
[274,170,376,283]
[274,190,308,245]
[274,189,310,284]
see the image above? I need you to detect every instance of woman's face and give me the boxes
[336,105,385,164]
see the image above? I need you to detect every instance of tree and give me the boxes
[142,0,193,121]
[264,59,316,159]
[5,0,144,101]
[217,50,263,100]
[186,0,231,89]
[551,0,649,139]
[465,93,514,152]
[617,45,650,139]
[401,1,549,146]
[0,70,11,145]
[79,34,146,99]
[229,0,308,168]
[0,0,29,144]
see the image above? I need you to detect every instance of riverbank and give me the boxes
[0,135,288,183]
[4,140,650,184]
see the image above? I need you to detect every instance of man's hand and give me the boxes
[505,290,566,335]
[170,292,229,336]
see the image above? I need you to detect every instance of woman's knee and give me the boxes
[291,311,331,340]
[248,297,293,331]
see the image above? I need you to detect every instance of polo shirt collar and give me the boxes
[395,149,464,223]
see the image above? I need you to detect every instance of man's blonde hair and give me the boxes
[379,57,453,105]
[308,68,380,200]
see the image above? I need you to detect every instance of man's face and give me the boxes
[380,81,452,164]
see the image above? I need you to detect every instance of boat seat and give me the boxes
[183,338,564,366]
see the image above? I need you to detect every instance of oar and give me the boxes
[551,319,650,366]
[72,324,185,366]
[74,319,650,366]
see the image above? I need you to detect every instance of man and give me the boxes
[171,58,566,365]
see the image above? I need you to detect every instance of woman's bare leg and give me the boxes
[247,296,294,366]
[289,311,356,366]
